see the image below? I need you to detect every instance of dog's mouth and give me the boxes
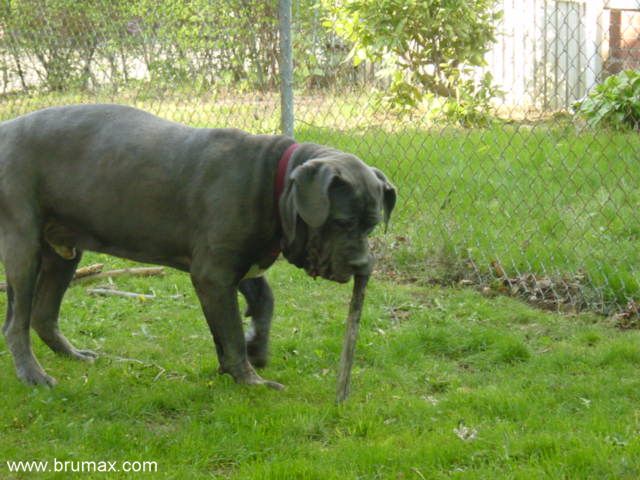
[305,264,351,283]
[302,233,353,283]
[304,260,330,280]
[304,249,352,283]
[304,244,333,281]
[305,266,349,282]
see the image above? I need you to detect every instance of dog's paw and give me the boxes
[68,349,98,363]
[220,360,284,390]
[17,366,57,388]
[240,375,285,391]
[262,379,285,390]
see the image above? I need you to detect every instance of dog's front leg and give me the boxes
[190,261,283,390]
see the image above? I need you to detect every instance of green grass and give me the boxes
[2,254,640,478]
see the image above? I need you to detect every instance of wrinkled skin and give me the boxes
[280,147,396,284]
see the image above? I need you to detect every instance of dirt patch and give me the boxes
[611,301,640,330]
[370,236,636,321]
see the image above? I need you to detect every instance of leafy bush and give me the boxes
[323,0,502,124]
[574,69,640,130]
[0,0,339,94]
[0,0,103,91]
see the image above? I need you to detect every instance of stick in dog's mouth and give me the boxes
[336,274,369,403]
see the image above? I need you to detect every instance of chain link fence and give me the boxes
[0,0,638,315]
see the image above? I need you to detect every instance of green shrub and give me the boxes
[574,70,640,130]
[323,0,502,124]
[0,0,340,93]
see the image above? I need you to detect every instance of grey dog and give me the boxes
[0,104,396,389]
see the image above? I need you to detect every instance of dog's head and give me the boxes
[279,146,396,283]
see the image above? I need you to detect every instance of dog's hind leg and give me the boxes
[2,229,57,386]
[239,277,273,368]
[31,247,97,362]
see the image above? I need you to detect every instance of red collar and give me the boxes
[270,143,299,257]
[274,143,299,218]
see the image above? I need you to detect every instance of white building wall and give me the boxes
[484,0,607,110]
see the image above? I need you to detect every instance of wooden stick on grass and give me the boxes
[0,265,164,292]
[87,288,156,300]
[336,274,369,403]
[73,263,105,279]
[73,266,165,284]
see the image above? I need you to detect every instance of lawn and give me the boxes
[2,254,640,478]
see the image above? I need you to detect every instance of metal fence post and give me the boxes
[279,0,294,138]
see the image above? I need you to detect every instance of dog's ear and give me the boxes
[371,167,397,231]
[292,159,336,227]
[280,159,336,244]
